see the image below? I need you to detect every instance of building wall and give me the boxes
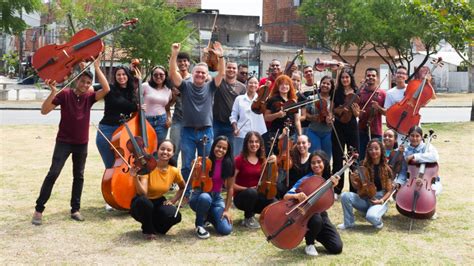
[166,0,202,8]
[262,0,307,46]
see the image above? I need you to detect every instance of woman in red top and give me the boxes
[232,131,276,229]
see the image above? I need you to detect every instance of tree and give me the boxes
[298,0,473,79]
[1,0,42,34]
[117,0,195,79]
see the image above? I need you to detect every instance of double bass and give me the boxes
[32,18,138,83]
[386,58,443,135]
[101,62,157,210]
[396,130,437,219]
[259,153,357,250]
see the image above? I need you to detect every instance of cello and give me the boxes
[101,63,157,210]
[259,153,357,250]
[32,18,138,83]
[386,58,443,135]
[396,130,437,219]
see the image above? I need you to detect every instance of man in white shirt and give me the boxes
[384,65,408,109]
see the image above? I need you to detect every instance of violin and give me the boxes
[277,125,293,187]
[203,13,219,72]
[387,137,408,176]
[259,153,358,250]
[32,18,138,83]
[396,130,437,219]
[334,92,360,124]
[284,49,303,76]
[257,136,279,200]
[272,99,298,115]
[386,58,443,135]
[191,135,213,192]
[251,84,271,114]
[313,58,350,72]
[350,164,377,199]
[314,89,329,123]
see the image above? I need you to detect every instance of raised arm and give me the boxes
[41,79,58,115]
[94,58,110,101]
[169,43,183,88]
[212,41,225,87]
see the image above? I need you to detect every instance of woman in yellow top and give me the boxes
[130,140,185,240]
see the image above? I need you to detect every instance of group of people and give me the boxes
[31,41,442,257]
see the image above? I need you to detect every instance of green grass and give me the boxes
[0,123,473,264]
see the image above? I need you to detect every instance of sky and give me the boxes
[201,0,263,24]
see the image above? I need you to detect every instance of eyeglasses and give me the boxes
[153,73,165,78]
[240,72,248,75]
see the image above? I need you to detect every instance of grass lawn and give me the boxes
[0,122,473,264]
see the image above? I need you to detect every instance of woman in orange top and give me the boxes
[130,140,185,240]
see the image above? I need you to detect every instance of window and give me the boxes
[293,0,301,7]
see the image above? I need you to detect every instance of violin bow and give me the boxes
[257,129,280,187]
[174,158,198,218]
[92,122,132,169]
[359,73,388,111]
[57,55,102,94]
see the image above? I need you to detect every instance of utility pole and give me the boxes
[18,9,24,80]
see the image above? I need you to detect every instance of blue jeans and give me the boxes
[170,120,183,163]
[189,191,232,235]
[181,126,213,196]
[213,120,234,144]
[340,190,387,227]
[146,114,168,144]
[307,128,332,159]
[96,123,120,168]
[359,131,381,160]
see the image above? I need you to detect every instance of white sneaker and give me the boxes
[196,226,210,239]
[305,245,318,256]
[105,203,114,212]
[337,223,354,230]
[243,216,261,229]
[374,222,384,229]
[431,212,438,220]
[334,193,339,201]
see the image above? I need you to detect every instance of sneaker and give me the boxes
[105,203,114,212]
[204,221,212,228]
[196,226,210,239]
[170,183,179,191]
[71,211,85,222]
[305,245,319,256]
[334,193,339,201]
[374,222,384,229]
[337,223,354,230]
[143,233,156,240]
[32,211,42,226]
[243,216,261,229]
[431,212,438,220]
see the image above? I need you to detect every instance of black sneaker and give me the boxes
[196,226,210,239]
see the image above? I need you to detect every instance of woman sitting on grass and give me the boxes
[130,140,185,240]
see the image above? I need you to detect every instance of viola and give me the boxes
[351,164,377,199]
[191,135,213,192]
[334,92,360,124]
[259,153,357,250]
[284,49,303,76]
[251,84,271,114]
[386,58,443,135]
[313,58,351,72]
[257,132,280,199]
[32,18,138,83]
[396,130,437,219]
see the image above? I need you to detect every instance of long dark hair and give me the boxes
[158,139,177,167]
[334,67,357,105]
[241,131,266,161]
[209,136,235,180]
[363,139,392,181]
[112,66,137,102]
[290,135,310,172]
[319,75,335,97]
[308,150,331,179]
